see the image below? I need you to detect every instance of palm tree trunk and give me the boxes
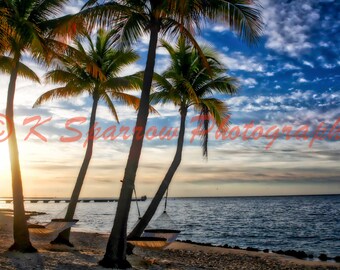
[51,93,99,246]
[98,23,160,269]
[6,54,36,252]
[127,106,187,247]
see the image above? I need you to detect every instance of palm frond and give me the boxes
[199,105,209,158]
[152,72,173,93]
[110,92,158,115]
[43,14,88,41]
[102,75,142,92]
[0,56,40,83]
[205,0,263,44]
[86,61,107,81]
[197,76,239,97]
[79,2,132,30]
[162,23,212,74]
[152,73,182,106]
[105,49,140,76]
[153,37,238,158]
[33,86,86,107]
[38,28,141,126]
[101,92,119,123]
[31,0,69,21]
[115,11,149,48]
[198,98,230,128]
[45,69,79,85]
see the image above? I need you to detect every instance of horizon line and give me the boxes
[0,193,339,200]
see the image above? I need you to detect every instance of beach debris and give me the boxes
[246,247,260,252]
[319,253,328,261]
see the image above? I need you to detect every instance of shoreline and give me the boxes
[176,239,340,263]
[69,228,340,263]
[1,209,340,269]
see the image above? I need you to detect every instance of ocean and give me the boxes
[1,195,339,257]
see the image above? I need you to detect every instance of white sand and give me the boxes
[1,209,339,270]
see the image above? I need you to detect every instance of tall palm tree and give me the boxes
[127,38,238,246]
[0,0,72,253]
[0,56,40,253]
[82,1,262,267]
[34,29,144,247]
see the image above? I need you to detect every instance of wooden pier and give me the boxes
[0,196,147,204]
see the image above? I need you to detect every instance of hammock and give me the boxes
[128,188,181,249]
[28,218,79,241]
[142,210,181,243]
[142,228,181,243]
[127,237,168,249]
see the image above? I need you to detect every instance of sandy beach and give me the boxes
[1,209,339,270]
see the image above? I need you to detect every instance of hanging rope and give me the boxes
[129,186,182,249]
[164,188,169,213]
[121,178,141,219]
[134,187,141,219]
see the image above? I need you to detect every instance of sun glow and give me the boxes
[0,143,11,196]
[0,143,10,170]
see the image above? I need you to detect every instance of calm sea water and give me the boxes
[1,195,339,257]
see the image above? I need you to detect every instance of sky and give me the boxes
[0,0,339,198]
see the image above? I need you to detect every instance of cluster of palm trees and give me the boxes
[1,0,262,269]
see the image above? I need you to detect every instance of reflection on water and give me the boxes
[1,195,339,257]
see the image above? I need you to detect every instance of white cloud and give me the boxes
[222,46,229,52]
[303,61,314,68]
[61,0,83,15]
[156,47,170,56]
[323,63,336,69]
[212,25,228,32]
[316,55,339,69]
[260,0,319,57]
[292,72,304,77]
[154,56,171,74]
[119,63,144,76]
[290,90,317,102]
[226,96,249,106]
[319,41,331,48]
[265,72,274,77]
[187,37,265,73]
[283,63,300,70]
[219,52,265,72]
[242,78,258,87]
[226,90,339,115]
[297,78,309,83]
[312,77,322,82]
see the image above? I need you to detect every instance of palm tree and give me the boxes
[0,56,40,253]
[0,0,72,253]
[81,1,262,267]
[34,29,144,247]
[127,38,238,247]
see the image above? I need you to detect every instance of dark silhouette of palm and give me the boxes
[34,29,143,246]
[0,0,73,253]
[128,38,238,246]
[71,1,262,267]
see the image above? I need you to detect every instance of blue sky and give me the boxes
[0,0,339,198]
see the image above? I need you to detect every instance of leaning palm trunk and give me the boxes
[99,24,160,269]
[127,106,187,251]
[6,55,36,252]
[51,94,99,246]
